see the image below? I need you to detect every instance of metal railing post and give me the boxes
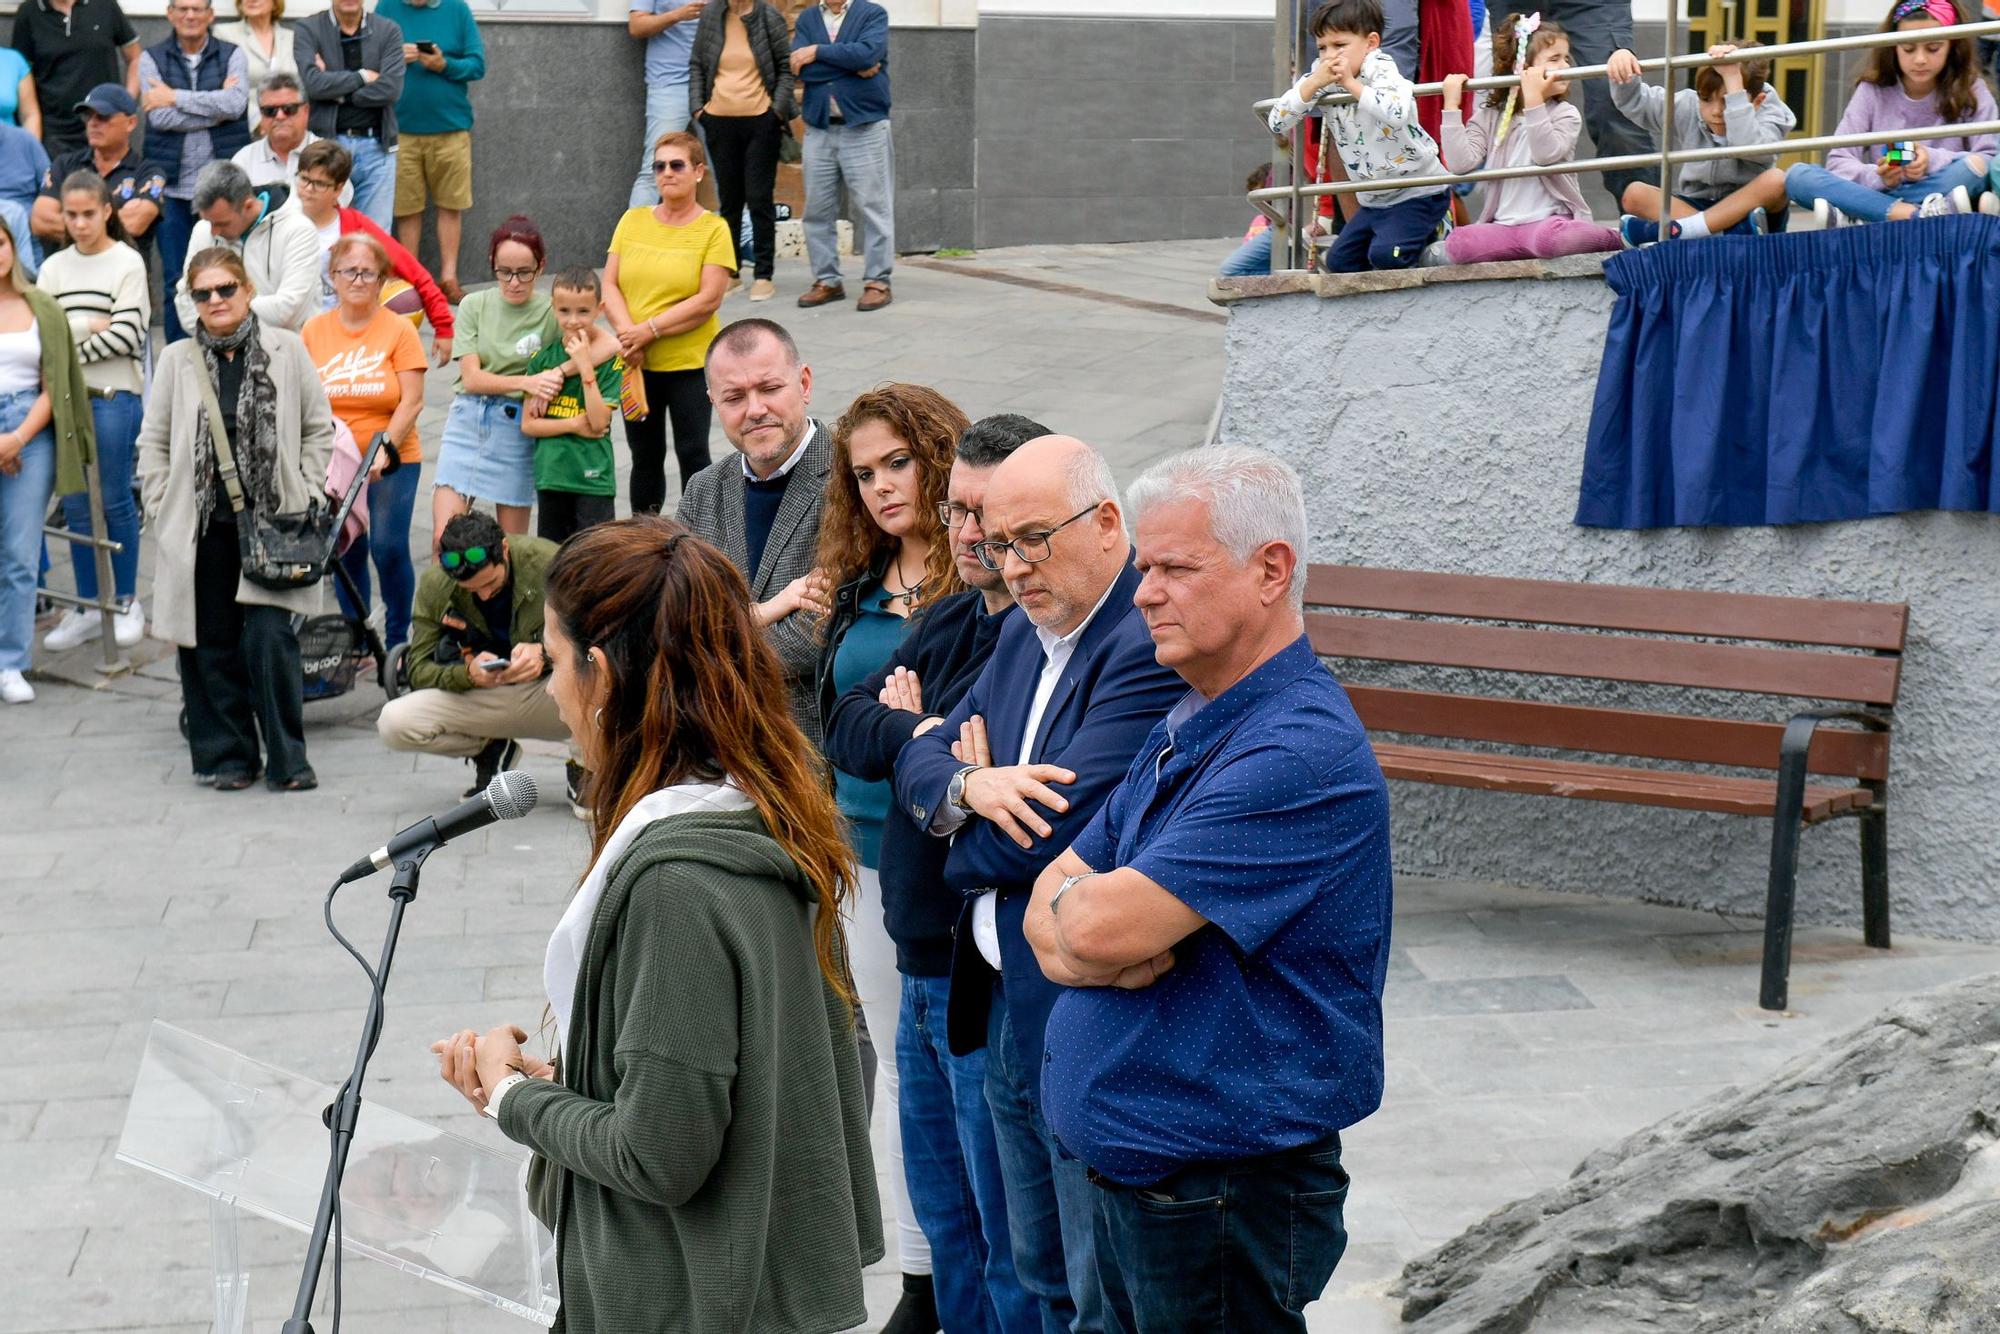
[1271,0,1296,273]
[1659,0,1679,240]
[82,453,122,674]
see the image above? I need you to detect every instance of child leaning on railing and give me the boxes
[1437,14,1621,264]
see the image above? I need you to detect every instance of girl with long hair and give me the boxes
[812,381,968,1330]
[1785,0,1995,224]
[37,170,150,655]
[1439,15,1620,263]
[431,516,881,1332]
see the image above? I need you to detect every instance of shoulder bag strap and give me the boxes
[192,359,248,516]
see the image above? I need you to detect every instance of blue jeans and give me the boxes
[341,135,397,230]
[0,389,56,673]
[900,974,1036,1334]
[159,196,197,343]
[61,391,142,602]
[1090,1139,1350,1334]
[804,117,895,287]
[985,986,1102,1334]
[629,77,695,209]
[335,458,420,646]
[1786,158,1987,224]
[1220,230,1272,277]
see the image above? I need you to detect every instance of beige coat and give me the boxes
[137,325,336,649]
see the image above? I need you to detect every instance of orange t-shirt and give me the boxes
[302,306,429,464]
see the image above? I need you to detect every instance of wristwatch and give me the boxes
[1051,873,1089,916]
[947,765,979,812]
[484,1070,529,1118]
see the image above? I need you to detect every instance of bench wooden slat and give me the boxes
[1306,565,1909,652]
[1308,612,1901,705]
[1344,685,1892,781]
[1371,743,1875,824]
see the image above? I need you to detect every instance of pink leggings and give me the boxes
[1444,217,1621,265]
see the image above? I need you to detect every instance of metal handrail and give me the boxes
[1252,19,2000,113]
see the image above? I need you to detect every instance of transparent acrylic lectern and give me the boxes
[116,1021,560,1329]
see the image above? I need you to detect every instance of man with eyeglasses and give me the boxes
[139,0,249,342]
[378,510,580,807]
[172,158,321,333]
[891,433,1183,1334]
[10,0,142,156]
[231,73,355,209]
[31,84,166,251]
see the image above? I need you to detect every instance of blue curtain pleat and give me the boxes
[1577,214,2000,528]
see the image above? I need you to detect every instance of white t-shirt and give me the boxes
[0,324,41,397]
[313,214,341,311]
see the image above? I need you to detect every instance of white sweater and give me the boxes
[35,241,150,396]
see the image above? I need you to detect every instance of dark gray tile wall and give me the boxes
[972,16,1277,249]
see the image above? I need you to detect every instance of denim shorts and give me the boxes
[433,393,535,508]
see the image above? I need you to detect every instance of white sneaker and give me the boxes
[0,670,33,704]
[1951,185,1974,215]
[114,599,145,647]
[1813,198,1832,230]
[42,607,99,652]
[1981,193,2000,216]
[1917,192,1954,218]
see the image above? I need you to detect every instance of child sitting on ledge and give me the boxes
[1268,0,1453,272]
[1438,14,1621,264]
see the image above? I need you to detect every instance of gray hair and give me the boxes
[1066,445,1118,512]
[1126,445,1309,604]
[260,71,304,98]
[192,160,256,212]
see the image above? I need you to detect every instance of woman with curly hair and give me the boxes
[812,380,968,1330]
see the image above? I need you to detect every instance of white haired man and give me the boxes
[1025,444,1394,1332]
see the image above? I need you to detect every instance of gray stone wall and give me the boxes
[1215,265,2000,943]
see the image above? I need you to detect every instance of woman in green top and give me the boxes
[431,214,563,548]
[432,515,882,1333]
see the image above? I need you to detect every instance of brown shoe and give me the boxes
[797,282,847,308]
[857,282,893,312]
[440,276,465,305]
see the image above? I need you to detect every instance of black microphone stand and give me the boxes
[282,846,431,1332]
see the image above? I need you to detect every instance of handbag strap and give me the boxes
[193,358,248,516]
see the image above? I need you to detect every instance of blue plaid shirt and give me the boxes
[1042,635,1393,1186]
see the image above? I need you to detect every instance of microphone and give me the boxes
[339,771,539,883]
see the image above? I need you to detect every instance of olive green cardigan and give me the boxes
[22,286,96,496]
[500,808,882,1333]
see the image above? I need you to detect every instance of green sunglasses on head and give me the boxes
[441,544,496,578]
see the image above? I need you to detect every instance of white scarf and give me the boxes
[543,780,754,1051]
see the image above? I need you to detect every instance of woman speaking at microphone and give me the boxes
[431,515,881,1332]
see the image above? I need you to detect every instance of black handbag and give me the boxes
[194,362,347,592]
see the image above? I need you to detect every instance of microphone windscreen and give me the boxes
[487,770,540,820]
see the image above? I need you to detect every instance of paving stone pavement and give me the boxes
[8,239,1999,1332]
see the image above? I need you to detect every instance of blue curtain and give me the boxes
[1576,214,2000,529]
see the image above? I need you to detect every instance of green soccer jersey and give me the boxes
[528,341,621,498]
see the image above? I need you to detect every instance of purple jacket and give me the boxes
[1826,79,1999,187]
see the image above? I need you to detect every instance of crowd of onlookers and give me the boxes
[1232,0,2000,275]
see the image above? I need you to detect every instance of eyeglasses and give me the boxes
[189,281,241,304]
[82,111,121,125]
[260,101,305,118]
[331,267,381,284]
[294,175,338,192]
[440,545,496,577]
[936,501,979,530]
[652,158,692,174]
[970,504,1100,572]
[494,266,538,284]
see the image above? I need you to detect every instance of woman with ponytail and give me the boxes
[430,514,882,1333]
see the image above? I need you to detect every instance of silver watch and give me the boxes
[1051,873,1090,916]
[948,764,979,812]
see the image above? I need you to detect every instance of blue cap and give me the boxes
[74,84,138,118]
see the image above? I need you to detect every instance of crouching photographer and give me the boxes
[376,510,588,816]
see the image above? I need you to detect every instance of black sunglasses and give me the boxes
[652,157,692,174]
[189,281,240,304]
[259,101,305,118]
[441,544,496,577]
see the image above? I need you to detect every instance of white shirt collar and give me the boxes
[1033,563,1123,660]
[740,420,815,483]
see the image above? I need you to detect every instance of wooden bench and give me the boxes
[1303,565,1909,1011]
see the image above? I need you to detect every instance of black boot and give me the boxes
[879,1272,939,1334]
[464,737,520,798]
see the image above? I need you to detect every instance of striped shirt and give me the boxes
[34,240,150,396]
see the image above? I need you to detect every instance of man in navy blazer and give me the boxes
[894,435,1183,1334]
[789,0,896,311]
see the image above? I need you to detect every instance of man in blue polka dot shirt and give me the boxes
[1025,445,1394,1333]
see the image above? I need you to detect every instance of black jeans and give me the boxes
[535,489,617,546]
[178,516,311,784]
[701,110,782,279]
[625,368,712,514]
[1089,1137,1349,1333]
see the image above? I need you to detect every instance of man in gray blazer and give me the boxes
[677,318,833,745]
[294,0,404,228]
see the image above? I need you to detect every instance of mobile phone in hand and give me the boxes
[416,40,439,53]
[476,654,506,671]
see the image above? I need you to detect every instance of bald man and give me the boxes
[893,435,1184,1334]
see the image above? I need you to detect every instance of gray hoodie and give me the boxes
[1609,79,1797,198]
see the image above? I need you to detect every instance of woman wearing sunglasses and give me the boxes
[432,214,561,546]
[603,129,732,515]
[138,247,336,790]
[303,231,427,649]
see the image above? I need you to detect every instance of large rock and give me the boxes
[1391,973,2000,1332]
